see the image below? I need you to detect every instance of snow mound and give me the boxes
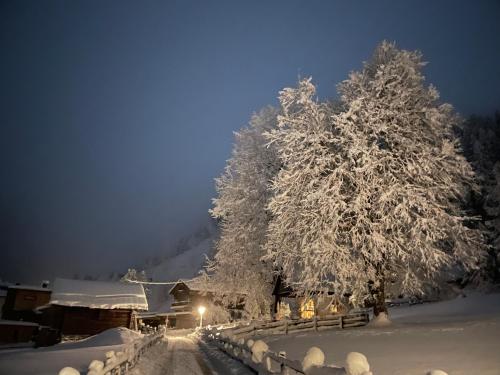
[427,371,448,375]
[58,367,80,375]
[251,340,268,363]
[302,346,325,372]
[60,327,142,349]
[369,312,392,327]
[88,360,104,371]
[345,352,370,375]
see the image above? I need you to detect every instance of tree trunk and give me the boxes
[373,275,388,317]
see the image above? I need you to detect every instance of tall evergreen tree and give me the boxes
[460,112,500,282]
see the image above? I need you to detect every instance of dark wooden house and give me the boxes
[0,320,39,345]
[41,278,148,337]
[166,279,213,329]
[166,278,245,329]
[2,284,52,322]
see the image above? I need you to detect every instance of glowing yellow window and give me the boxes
[300,298,315,319]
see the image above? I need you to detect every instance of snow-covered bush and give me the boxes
[247,339,254,349]
[302,346,326,372]
[251,339,269,363]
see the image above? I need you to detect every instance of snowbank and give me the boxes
[0,328,142,375]
[59,327,143,349]
[368,312,391,327]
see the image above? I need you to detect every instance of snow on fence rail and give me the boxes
[222,312,370,340]
[58,326,165,375]
[206,332,375,375]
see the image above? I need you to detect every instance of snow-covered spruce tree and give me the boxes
[460,113,500,282]
[265,42,485,317]
[207,107,281,319]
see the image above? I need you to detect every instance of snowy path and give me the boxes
[131,335,254,375]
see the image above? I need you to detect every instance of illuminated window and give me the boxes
[300,298,315,319]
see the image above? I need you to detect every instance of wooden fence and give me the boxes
[209,335,306,374]
[224,312,369,340]
[204,313,370,375]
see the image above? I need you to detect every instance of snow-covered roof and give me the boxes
[8,284,52,292]
[168,277,214,294]
[49,278,148,311]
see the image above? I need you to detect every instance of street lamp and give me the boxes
[198,305,206,328]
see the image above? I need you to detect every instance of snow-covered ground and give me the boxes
[0,328,143,375]
[131,330,253,375]
[262,292,500,375]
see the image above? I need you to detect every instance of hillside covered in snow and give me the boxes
[135,220,218,312]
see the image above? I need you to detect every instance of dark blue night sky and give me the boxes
[1,1,499,283]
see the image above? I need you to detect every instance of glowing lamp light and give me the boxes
[198,305,206,328]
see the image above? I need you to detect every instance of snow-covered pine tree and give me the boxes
[265,42,485,317]
[460,113,500,282]
[207,107,281,319]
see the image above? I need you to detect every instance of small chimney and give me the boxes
[41,280,50,288]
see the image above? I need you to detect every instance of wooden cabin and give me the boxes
[272,275,341,320]
[166,279,213,329]
[1,284,52,322]
[41,278,148,337]
[0,320,39,345]
[166,278,245,328]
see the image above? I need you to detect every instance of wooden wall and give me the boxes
[2,288,51,322]
[0,322,38,344]
[43,305,133,336]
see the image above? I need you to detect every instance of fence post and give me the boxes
[313,316,317,332]
[284,320,288,335]
[340,315,344,329]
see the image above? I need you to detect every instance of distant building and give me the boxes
[166,279,213,329]
[272,275,341,320]
[41,278,148,338]
[166,278,244,329]
[2,283,52,322]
